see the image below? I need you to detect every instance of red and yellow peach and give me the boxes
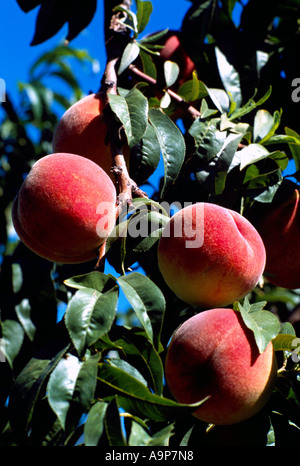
[12,152,116,264]
[157,203,266,308]
[165,308,277,425]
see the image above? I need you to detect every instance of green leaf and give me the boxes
[214,132,244,195]
[234,298,281,353]
[138,48,157,79]
[0,320,24,368]
[130,123,161,184]
[253,109,281,144]
[98,363,206,422]
[47,354,82,430]
[84,401,108,446]
[229,86,272,121]
[215,46,242,108]
[272,323,300,362]
[148,108,186,197]
[118,41,140,75]
[104,397,127,446]
[129,421,174,446]
[136,0,153,34]
[108,88,148,148]
[189,117,225,161]
[164,61,180,88]
[285,127,300,171]
[109,358,148,387]
[15,299,36,342]
[238,143,271,170]
[117,272,166,349]
[65,287,118,356]
[64,271,117,293]
[73,353,100,410]
[105,326,164,395]
[177,74,207,103]
[8,348,68,436]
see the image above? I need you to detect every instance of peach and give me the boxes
[165,308,277,425]
[157,203,266,308]
[52,92,129,182]
[12,153,116,264]
[256,188,300,289]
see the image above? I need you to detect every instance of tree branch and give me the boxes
[128,64,201,119]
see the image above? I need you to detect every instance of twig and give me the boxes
[101,1,148,210]
[128,64,201,119]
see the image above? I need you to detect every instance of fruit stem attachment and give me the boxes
[101,0,148,215]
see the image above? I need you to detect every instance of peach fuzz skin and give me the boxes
[12,153,117,264]
[157,203,266,308]
[165,308,277,425]
[52,92,129,182]
[257,189,300,289]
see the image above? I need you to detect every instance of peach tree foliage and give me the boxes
[0,0,300,446]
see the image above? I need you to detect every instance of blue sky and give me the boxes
[1,1,192,105]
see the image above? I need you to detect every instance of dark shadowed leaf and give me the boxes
[47,353,82,429]
[84,401,108,446]
[98,363,206,422]
[148,108,185,197]
[104,397,127,446]
[31,0,71,46]
[117,272,166,348]
[67,0,97,41]
[16,0,42,12]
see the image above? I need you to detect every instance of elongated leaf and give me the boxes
[108,88,148,148]
[215,46,242,108]
[148,108,186,197]
[104,326,164,395]
[15,299,36,342]
[285,127,300,171]
[136,0,153,34]
[129,421,174,446]
[239,143,270,170]
[98,363,206,422]
[64,271,117,293]
[8,347,69,437]
[65,287,118,356]
[118,42,140,75]
[130,122,161,184]
[47,354,82,429]
[105,397,127,446]
[117,272,165,348]
[0,320,24,368]
[109,358,148,387]
[229,86,272,121]
[84,401,108,446]
[164,61,180,88]
[73,353,100,410]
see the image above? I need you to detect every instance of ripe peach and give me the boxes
[255,188,300,289]
[165,308,277,425]
[157,203,266,308]
[52,92,129,182]
[12,153,116,264]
